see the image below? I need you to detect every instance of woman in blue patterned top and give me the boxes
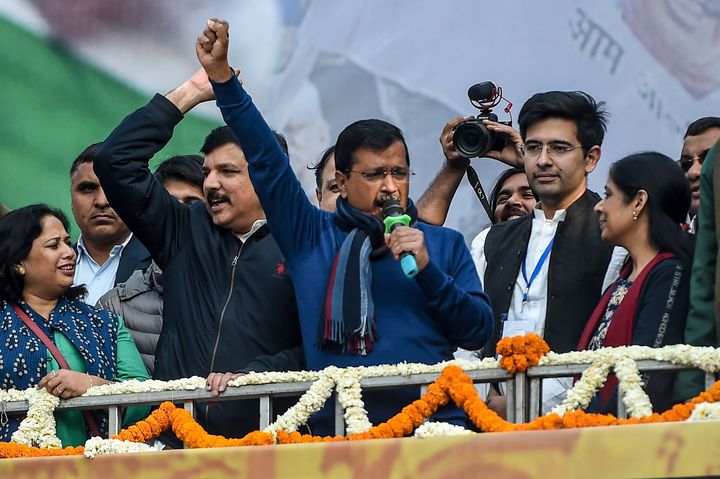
[577,152,693,413]
[0,204,149,446]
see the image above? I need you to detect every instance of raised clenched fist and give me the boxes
[196,18,232,83]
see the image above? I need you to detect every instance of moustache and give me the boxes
[206,191,230,203]
[500,206,527,220]
[90,210,117,220]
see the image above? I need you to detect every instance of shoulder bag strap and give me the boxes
[12,304,102,437]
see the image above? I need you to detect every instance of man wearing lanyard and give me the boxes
[420,91,613,415]
[472,91,614,415]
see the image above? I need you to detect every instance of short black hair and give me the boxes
[334,119,409,174]
[70,142,103,178]
[684,117,720,138]
[154,155,204,190]
[307,145,336,189]
[200,126,289,158]
[0,204,86,303]
[518,91,608,153]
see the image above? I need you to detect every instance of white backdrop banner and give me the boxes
[2,0,719,239]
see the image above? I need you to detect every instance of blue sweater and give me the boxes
[213,77,494,433]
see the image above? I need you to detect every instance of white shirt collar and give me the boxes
[237,219,267,244]
[532,206,567,223]
[76,233,133,262]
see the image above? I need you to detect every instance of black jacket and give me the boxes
[482,190,614,355]
[593,258,689,414]
[115,236,152,284]
[94,94,304,437]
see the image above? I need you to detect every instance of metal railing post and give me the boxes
[334,394,345,436]
[107,406,120,436]
[706,371,717,390]
[513,372,528,423]
[183,400,195,418]
[259,396,272,429]
[528,377,542,421]
[506,379,516,423]
[617,394,627,419]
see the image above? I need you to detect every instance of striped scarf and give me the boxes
[317,197,417,355]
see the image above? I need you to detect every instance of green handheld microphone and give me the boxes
[382,198,419,278]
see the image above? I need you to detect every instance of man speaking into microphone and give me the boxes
[196,19,493,435]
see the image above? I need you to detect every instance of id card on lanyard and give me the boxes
[501,237,555,338]
[501,318,536,337]
[521,237,554,305]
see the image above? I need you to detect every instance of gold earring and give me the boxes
[16,265,25,275]
[632,211,638,221]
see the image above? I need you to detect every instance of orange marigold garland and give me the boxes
[496,333,550,373]
[112,401,174,443]
[2,350,720,457]
[0,443,84,458]
[276,364,720,442]
[275,375,453,444]
[111,401,274,448]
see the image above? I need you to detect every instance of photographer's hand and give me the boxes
[483,120,525,169]
[416,116,473,226]
[440,116,473,169]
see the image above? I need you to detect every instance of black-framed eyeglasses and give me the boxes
[345,167,414,183]
[678,150,709,173]
[524,142,584,159]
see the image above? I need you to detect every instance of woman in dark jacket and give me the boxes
[577,152,693,413]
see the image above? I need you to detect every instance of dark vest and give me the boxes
[482,190,613,355]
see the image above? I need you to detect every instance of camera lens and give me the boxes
[453,121,492,158]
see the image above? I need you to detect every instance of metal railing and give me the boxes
[1,361,714,438]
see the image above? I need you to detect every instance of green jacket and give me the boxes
[47,316,150,447]
[674,142,720,401]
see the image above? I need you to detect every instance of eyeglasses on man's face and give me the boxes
[678,150,709,173]
[346,167,414,183]
[524,142,585,159]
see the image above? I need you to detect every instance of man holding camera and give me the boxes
[419,90,613,414]
[197,18,494,434]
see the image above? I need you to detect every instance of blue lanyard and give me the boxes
[521,237,555,303]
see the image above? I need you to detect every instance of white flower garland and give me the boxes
[84,377,208,396]
[545,344,715,418]
[9,389,61,449]
[2,343,719,455]
[552,356,612,416]
[414,422,474,438]
[540,344,720,372]
[613,355,653,418]
[335,370,372,434]
[264,368,337,435]
[83,437,157,458]
[687,402,720,422]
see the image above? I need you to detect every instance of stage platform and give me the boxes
[1,420,718,479]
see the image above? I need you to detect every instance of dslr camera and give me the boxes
[453,81,512,158]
